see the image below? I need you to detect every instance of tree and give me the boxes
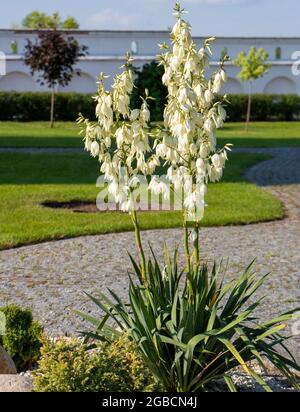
[62,17,80,29]
[22,11,79,29]
[131,61,167,121]
[24,31,88,127]
[233,47,270,130]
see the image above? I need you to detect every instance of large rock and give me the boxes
[0,375,32,392]
[0,345,17,374]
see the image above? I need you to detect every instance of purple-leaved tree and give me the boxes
[24,30,88,127]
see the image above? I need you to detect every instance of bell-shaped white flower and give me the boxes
[172,19,181,37]
[130,109,140,121]
[148,176,169,200]
[189,143,197,155]
[200,143,209,158]
[141,105,150,124]
[156,143,168,157]
[220,69,227,82]
[204,89,214,103]
[204,118,214,135]
[211,153,221,168]
[196,158,206,175]
[90,141,100,157]
[218,105,226,121]
[84,138,92,152]
[194,83,202,98]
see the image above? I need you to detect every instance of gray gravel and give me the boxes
[0,147,299,365]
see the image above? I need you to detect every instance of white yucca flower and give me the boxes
[155,5,229,221]
[77,55,155,213]
[90,141,100,157]
[148,176,169,200]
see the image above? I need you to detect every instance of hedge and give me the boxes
[0,92,94,121]
[225,94,300,122]
[0,91,300,122]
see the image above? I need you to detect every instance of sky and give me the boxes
[0,0,300,37]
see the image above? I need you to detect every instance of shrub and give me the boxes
[225,94,300,121]
[0,304,44,371]
[33,335,159,392]
[1,91,300,122]
[131,62,167,121]
[0,92,94,121]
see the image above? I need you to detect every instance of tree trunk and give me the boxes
[50,87,55,128]
[245,81,252,132]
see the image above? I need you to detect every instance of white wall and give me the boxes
[0,30,300,94]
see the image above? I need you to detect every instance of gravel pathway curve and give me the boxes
[0,147,299,362]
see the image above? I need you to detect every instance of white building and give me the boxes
[0,29,300,94]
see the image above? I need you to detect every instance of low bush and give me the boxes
[225,94,300,121]
[0,92,94,121]
[33,334,159,392]
[0,304,44,371]
[1,91,300,122]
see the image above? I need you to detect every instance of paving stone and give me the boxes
[0,375,32,392]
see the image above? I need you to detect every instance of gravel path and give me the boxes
[0,147,299,363]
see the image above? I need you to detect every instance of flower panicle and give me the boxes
[155,6,230,221]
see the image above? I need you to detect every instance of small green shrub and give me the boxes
[1,90,300,122]
[131,62,167,121]
[33,335,159,392]
[0,92,94,121]
[0,304,44,371]
[225,94,300,121]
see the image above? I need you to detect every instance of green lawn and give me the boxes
[217,122,300,147]
[0,121,300,148]
[0,151,283,250]
[0,121,79,147]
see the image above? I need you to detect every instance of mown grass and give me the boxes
[0,151,283,250]
[0,121,300,148]
[217,121,300,147]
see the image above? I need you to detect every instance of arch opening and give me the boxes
[0,71,36,92]
[264,77,296,94]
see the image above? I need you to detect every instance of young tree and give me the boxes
[22,11,79,29]
[233,47,270,130]
[24,31,87,127]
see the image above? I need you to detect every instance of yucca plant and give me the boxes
[78,248,299,392]
[76,3,299,392]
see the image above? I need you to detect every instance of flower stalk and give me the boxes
[78,1,231,290]
[130,210,147,284]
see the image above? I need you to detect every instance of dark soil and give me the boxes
[41,200,108,213]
